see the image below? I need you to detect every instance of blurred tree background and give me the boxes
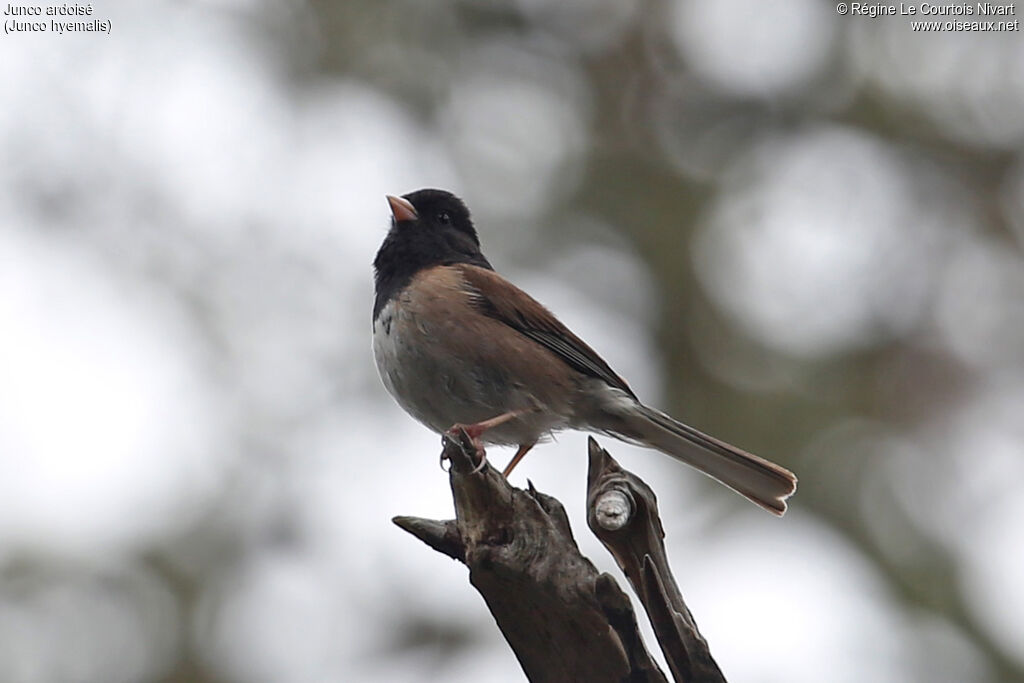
[2,1,1023,681]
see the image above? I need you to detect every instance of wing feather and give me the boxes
[457,264,637,399]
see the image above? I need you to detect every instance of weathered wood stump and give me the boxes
[394,430,724,682]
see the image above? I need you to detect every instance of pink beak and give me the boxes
[386,195,418,223]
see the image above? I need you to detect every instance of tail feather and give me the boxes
[598,403,797,516]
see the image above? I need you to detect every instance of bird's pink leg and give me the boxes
[501,442,536,477]
[448,410,523,440]
[445,409,534,474]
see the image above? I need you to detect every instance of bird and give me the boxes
[372,189,797,515]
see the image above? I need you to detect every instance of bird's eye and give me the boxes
[437,212,451,225]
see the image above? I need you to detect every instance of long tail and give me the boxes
[597,403,797,516]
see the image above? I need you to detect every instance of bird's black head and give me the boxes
[373,189,493,319]
[399,189,479,244]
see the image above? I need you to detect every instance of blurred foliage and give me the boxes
[2,1,1024,682]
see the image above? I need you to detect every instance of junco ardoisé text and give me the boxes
[373,189,797,515]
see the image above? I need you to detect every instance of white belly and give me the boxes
[371,300,567,445]
[372,299,468,434]
[372,301,404,403]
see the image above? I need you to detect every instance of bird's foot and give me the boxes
[443,424,488,473]
[444,411,532,474]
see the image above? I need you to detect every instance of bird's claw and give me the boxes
[443,425,487,474]
[469,451,488,474]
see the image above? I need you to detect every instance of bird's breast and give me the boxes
[372,287,485,434]
[371,266,575,443]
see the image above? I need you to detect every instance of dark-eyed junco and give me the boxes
[373,189,797,515]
